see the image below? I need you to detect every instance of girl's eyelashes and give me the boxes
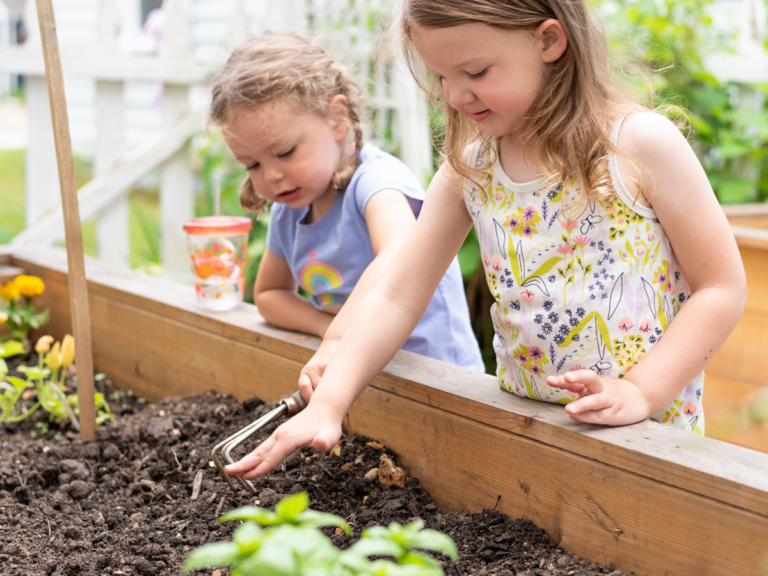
[467,68,489,80]
[243,145,295,170]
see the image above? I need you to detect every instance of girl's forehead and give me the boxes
[411,23,527,66]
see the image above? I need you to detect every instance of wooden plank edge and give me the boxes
[10,246,768,517]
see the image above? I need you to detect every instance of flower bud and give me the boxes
[35,335,55,355]
[48,341,61,371]
[61,335,75,369]
[0,311,7,324]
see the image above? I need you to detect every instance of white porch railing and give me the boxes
[0,0,431,279]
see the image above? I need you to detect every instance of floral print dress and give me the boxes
[464,119,704,434]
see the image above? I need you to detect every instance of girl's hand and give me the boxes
[298,339,339,401]
[224,399,343,480]
[546,370,652,426]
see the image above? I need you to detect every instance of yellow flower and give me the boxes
[0,311,7,324]
[35,335,55,355]
[48,341,61,371]
[0,281,20,302]
[61,335,75,368]
[13,275,45,298]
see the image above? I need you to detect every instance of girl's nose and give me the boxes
[444,81,475,109]
[264,163,285,183]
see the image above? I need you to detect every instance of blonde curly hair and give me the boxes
[209,33,365,215]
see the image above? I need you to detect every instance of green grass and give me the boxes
[0,149,27,242]
[0,148,162,269]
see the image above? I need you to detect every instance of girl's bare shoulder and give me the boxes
[616,111,691,167]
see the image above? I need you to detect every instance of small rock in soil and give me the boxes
[102,442,122,460]
[68,479,93,500]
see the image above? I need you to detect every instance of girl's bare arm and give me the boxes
[298,189,420,396]
[253,248,336,337]
[226,164,475,479]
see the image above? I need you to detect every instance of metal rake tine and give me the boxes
[212,391,308,495]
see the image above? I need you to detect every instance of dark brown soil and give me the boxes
[0,368,633,576]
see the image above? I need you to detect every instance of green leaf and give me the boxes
[182,541,241,573]
[0,340,24,358]
[347,538,404,560]
[276,491,310,521]
[403,530,458,560]
[457,237,481,280]
[233,521,264,555]
[5,376,30,390]
[399,550,443,569]
[297,510,351,533]
[17,365,50,380]
[220,506,279,526]
[0,359,7,380]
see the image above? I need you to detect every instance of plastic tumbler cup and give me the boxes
[183,216,252,311]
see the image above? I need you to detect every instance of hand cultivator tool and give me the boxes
[212,391,307,494]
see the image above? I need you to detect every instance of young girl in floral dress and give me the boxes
[226,0,746,480]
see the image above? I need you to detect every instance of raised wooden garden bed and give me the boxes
[2,245,768,576]
[705,206,768,450]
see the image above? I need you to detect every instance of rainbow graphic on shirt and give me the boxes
[299,259,344,307]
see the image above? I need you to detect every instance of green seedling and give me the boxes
[0,359,40,423]
[183,492,457,576]
[0,335,114,431]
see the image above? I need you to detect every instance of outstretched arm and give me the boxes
[548,113,747,425]
[226,165,474,479]
[298,188,419,399]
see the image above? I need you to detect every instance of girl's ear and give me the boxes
[328,94,351,142]
[535,19,567,64]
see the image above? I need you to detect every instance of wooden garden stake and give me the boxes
[34,0,97,442]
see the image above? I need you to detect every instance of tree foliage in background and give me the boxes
[599,0,768,204]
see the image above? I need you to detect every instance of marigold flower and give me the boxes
[14,275,45,298]
[0,281,20,302]
[35,335,55,355]
[61,335,75,368]
[48,341,61,370]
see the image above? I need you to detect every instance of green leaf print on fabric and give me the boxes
[507,238,562,297]
[558,311,615,359]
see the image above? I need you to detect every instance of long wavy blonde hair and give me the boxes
[209,33,365,214]
[397,0,648,211]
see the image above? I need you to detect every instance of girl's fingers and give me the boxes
[298,373,314,402]
[567,370,604,394]
[567,404,618,425]
[565,392,610,416]
[546,374,578,391]
[225,433,277,476]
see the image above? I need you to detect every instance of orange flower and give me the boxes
[13,275,45,298]
[0,280,20,302]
